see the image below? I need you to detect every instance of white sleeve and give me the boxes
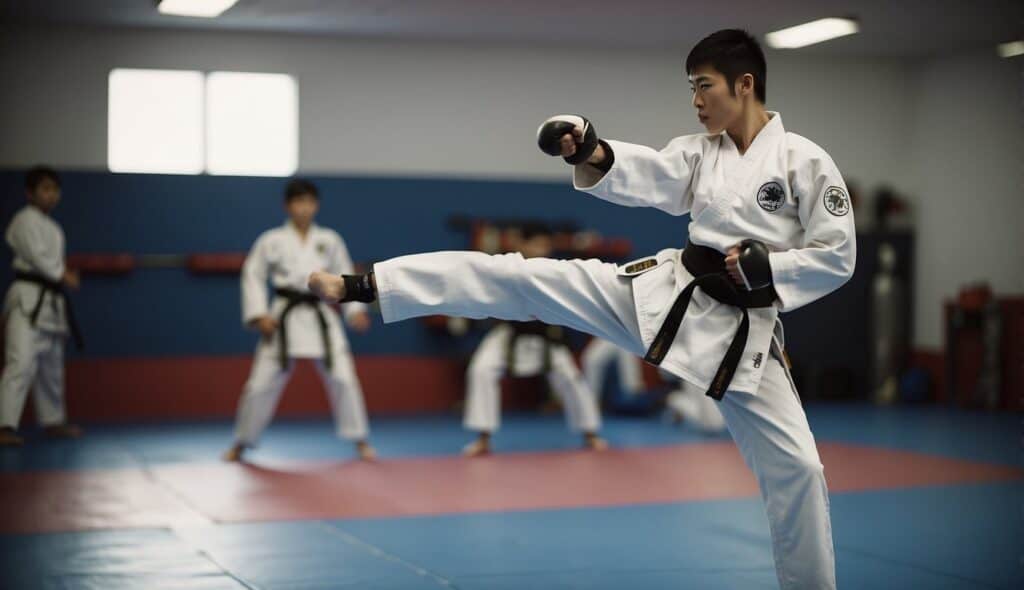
[240,235,270,325]
[330,234,369,319]
[768,152,857,312]
[571,136,703,216]
[6,215,64,281]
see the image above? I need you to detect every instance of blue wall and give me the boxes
[0,171,690,358]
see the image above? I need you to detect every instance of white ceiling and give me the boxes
[1,0,1021,57]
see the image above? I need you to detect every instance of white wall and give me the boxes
[1,24,1019,350]
[0,24,911,188]
[892,50,1024,349]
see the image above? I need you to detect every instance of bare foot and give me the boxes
[222,443,247,462]
[583,432,609,451]
[356,440,377,461]
[462,434,492,457]
[0,427,24,447]
[43,423,83,439]
[307,271,345,303]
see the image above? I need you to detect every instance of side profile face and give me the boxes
[688,63,754,134]
[27,177,61,212]
[286,193,319,228]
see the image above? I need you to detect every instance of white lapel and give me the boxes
[691,113,786,235]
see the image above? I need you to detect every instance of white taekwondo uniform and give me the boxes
[667,379,727,435]
[373,113,853,589]
[463,321,601,434]
[1,206,76,428]
[233,222,370,445]
[581,338,645,399]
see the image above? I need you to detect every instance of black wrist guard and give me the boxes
[341,273,377,303]
[590,140,615,173]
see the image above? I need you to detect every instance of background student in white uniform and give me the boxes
[461,222,607,456]
[580,337,645,402]
[666,379,727,435]
[0,166,84,446]
[310,30,853,589]
[224,179,375,462]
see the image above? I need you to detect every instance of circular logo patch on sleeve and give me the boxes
[823,186,850,216]
[756,181,786,212]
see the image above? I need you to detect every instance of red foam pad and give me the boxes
[585,237,633,259]
[66,253,135,275]
[186,253,247,274]
[420,315,451,330]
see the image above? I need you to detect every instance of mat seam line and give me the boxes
[317,520,458,588]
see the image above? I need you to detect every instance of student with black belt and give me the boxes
[461,223,606,456]
[309,31,854,589]
[0,166,84,446]
[223,179,374,462]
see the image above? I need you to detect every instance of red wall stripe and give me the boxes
[54,355,596,423]
[63,356,467,421]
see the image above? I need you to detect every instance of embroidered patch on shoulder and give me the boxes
[623,259,658,274]
[316,241,328,254]
[757,181,786,212]
[823,186,850,216]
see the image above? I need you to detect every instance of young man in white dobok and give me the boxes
[310,30,852,589]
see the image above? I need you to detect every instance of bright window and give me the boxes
[108,69,205,174]
[205,72,298,176]
[108,69,298,176]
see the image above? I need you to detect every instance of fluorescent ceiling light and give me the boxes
[157,0,239,18]
[997,41,1024,58]
[765,18,859,49]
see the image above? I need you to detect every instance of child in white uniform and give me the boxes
[224,179,375,462]
[0,166,84,446]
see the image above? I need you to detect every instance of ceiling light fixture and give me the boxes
[765,18,860,49]
[157,0,239,18]
[997,41,1024,59]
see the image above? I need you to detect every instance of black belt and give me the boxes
[274,287,332,371]
[504,321,567,376]
[13,271,84,350]
[643,243,777,400]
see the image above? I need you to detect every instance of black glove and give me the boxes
[736,240,773,290]
[537,114,599,165]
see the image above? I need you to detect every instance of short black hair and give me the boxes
[284,178,319,202]
[519,220,552,241]
[685,29,767,103]
[25,165,60,192]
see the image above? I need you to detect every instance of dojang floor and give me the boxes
[0,404,1020,589]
